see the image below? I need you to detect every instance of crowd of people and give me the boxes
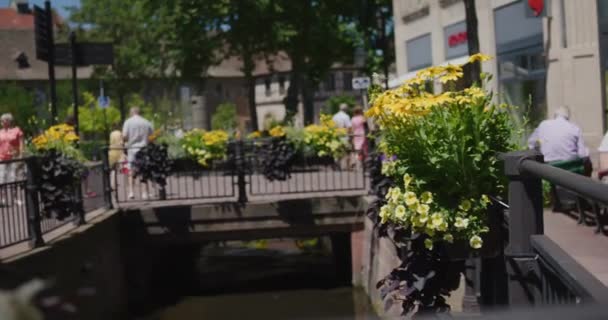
[331,103,369,167]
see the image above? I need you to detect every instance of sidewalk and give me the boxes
[544,209,608,286]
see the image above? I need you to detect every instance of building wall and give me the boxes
[392,0,605,164]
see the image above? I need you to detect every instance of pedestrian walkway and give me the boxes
[545,209,608,286]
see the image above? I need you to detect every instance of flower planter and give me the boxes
[440,203,504,260]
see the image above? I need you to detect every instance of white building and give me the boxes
[392,0,608,166]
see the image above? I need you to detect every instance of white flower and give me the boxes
[430,213,443,229]
[420,191,433,204]
[469,235,483,249]
[454,217,469,229]
[443,234,454,243]
[395,205,407,219]
[459,199,472,212]
[403,173,413,188]
[404,191,418,207]
[379,206,391,224]
[424,238,434,250]
[417,204,430,215]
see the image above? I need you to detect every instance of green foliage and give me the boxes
[324,95,357,115]
[211,103,237,131]
[77,92,122,137]
[155,133,186,159]
[0,83,37,135]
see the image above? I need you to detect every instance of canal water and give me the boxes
[144,238,378,320]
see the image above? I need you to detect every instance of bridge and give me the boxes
[1,148,608,318]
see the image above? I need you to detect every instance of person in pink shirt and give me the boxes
[350,107,368,168]
[0,113,24,182]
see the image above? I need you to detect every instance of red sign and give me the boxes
[528,0,544,17]
[448,31,467,47]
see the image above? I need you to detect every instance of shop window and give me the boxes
[324,74,336,91]
[406,33,432,71]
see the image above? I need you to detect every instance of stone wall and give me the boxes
[1,211,128,320]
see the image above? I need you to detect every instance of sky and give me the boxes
[4,0,81,19]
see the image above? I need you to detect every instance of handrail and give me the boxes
[531,235,608,304]
[520,159,608,205]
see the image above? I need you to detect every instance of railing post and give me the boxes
[235,140,248,205]
[101,147,114,209]
[25,157,44,248]
[502,150,544,306]
[74,168,86,226]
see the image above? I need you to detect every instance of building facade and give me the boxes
[392,0,608,165]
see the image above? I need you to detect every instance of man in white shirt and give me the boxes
[528,106,589,163]
[122,107,154,200]
[332,103,351,129]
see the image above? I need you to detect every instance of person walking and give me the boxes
[332,103,351,129]
[350,107,368,168]
[122,107,154,200]
[108,124,125,190]
[0,113,23,206]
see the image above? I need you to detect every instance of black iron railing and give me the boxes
[0,156,113,249]
[108,140,368,204]
[497,150,608,307]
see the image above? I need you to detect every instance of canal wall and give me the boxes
[354,216,403,316]
[1,211,128,320]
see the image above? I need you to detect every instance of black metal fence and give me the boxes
[110,140,368,204]
[0,157,113,249]
[492,150,608,307]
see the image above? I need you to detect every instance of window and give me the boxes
[279,75,286,94]
[343,72,353,91]
[444,21,468,60]
[406,33,432,71]
[215,83,222,96]
[324,74,336,91]
[264,78,272,97]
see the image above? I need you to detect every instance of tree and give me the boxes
[357,0,394,86]
[0,83,37,135]
[273,0,359,124]
[211,102,237,131]
[217,0,278,131]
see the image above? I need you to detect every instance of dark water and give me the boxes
[146,239,378,320]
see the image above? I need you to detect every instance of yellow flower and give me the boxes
[480,194,491,207]
[438,221,448,232]
[439,72,463,84]
[454,217,469,229]
[468,53,493,63]
[417,203,430,215]
[247,131,262,139]
[379,206,391,224]
[420,191,433,204]
[443,234,454,243]
[459,199,472,212]
[424,238,434,250]
[269,126,286,137]
[430,213,443,229]
[469,235,483,249]
[395,205,407,219]
[418,211,429,223]
[404,192,418,207]
[403,173,413,188]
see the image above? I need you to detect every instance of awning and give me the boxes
[388,55,470,89]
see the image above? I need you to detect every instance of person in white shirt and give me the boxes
[122,107,154,200]
[332,103,351,129]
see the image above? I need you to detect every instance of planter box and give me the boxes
[171,158,234,176]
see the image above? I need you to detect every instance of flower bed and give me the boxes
[29,124,86,220]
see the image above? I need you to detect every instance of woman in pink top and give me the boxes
[0,113,24,184]
[350,107,368,164]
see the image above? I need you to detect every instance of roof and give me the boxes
[0,8,33,29]
[0,7,65,30]
[206,52,293,78]
[0,29,92,81]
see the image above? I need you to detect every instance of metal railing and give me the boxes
[0,156,113,249]
[108,140,368,205]
[497,150,608,307]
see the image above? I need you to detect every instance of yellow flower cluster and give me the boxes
[32,124,79,150]
[269,126,286,137]
[366,54,492,122]
[378,173,490,250]
[182,129,229,167]
[303,114,348,158]
[247,131,262,139]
